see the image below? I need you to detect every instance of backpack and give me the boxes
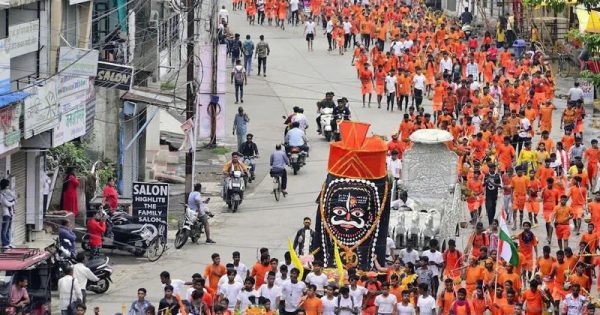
[233,67,244,84]
[335,296,357,315]
[231,40,241,55]
[243,41,254,56]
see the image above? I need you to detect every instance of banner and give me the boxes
[95,61,134,90]
[58,47,99,77]
[8,20,39,58]
[23,79,59,139]
[53,77,92,147]
[132,182,169,239]
[0,103,22,154]
[577,78,595,106]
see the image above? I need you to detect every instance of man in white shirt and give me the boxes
[336,286,359,315]
[396,290,416,315]
[291,108,309,130]
[73,253,99,304]
[385,69,398,111]
[374,283,397,315]
[159,270,185,299]
[468,75,481,91]
[236,278,259,315]
[466,58,479,81]
[285,122,308,153]
[568,81,584,103]
[422,239,444,295]
[289,0,299,25]
[342,17,352,50]
[304,261,328,295]
[416,283,437,315]
[232,251,249,279]
[560,283,588,315]
[348,276,368,309]
[282,268,306,313]
[412,69,426,108]
[385,237,396,261]
[326,17,334,51]
[259,272,282,308]
[58,267,83,314]
[304,17,316,51]
[219,269,244,311]
[398,244,419,265]
[439,52,453,75]
[218,264,244,290]
[218,5,229,23]
[386,150,402,179]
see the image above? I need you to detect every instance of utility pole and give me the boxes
[184,0,195,196]
[208,0,219,146]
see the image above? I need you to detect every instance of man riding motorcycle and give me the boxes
[316,92,335,134]
[222,152,249,200]
[239,134,259,182]
[332,98,351,132]
[284,122,309,154]
[283,106,301,135]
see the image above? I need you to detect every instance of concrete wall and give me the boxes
[87,87,120,161]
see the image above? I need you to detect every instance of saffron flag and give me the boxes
[498,214,519,266]
[288,238,304,279]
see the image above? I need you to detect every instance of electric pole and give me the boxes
[184,0,195,196]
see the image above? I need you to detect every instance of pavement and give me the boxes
[72,6,598,314]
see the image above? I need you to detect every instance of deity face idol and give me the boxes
[321,179,381,246]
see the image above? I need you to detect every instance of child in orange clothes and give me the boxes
[333,25,344,55]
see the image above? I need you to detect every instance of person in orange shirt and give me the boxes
[463,257,483,297]
[470,132,489,163]
[568,176,587,235]
[580,223,598,254]
[466,174,484,223]
[552,195,573,250]
[442,239,463,280]
[298,284,323,315]
[437,278,456,315]
[568,263,591,293]
[277,0,287,29]
[521,279,545,315]
[588,193,600,234]
[497,137,516,172]
[524,170,542,225]
[490,285,506,315]
[541,177,559,243]
[204,253,227,293]
[450,288,473,315]
[251,254,271,289]
[512,168,530,230]
[535,245,556,286]
[496,288,518,314]
[359,63,374,107]
[374,65,386,109]
[549,250,569,306]
[469,286,489,314]
[518,221,539,283]
[431,79,445,123]
[538,100,555,133]
[397,70,412,111]
[584,139,600,189]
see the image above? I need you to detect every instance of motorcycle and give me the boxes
[174,200,213,249]
[242,155,257,183]
[288,146,307,175]
[333,113,346,141]
[53,239,113,294]
[82,209,165,261]
[225,170,246,212]
[320,107,334,141]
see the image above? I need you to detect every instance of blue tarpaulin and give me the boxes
[0,91,30,108]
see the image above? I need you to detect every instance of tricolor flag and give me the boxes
[498,213,519,266]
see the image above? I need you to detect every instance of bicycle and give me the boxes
[146,220,168,262]
[272,172,282,201]
[558,52,577,78]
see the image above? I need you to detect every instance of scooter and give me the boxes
[174,200,213,249]
[53,239,113,294]
[82,209,159,257]
[242,155,257,183]
[320,107,334,141]
[225,171,246,212]
[288,147,307,175]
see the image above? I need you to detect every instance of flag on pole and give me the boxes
[333,240,344,286]
[498,213,519,266]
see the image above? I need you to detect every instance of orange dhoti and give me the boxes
[375,83,384,95]
[361,82,373,95]
[587,162,598,180]
[555,224,571,240]
[525,197,540,214]
[467,196,483,212]
[513,193,526,210]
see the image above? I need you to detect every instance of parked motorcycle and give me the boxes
[174,200,213,249]
[225,170,246,212]
[288,147,307,175]
[53,239,113,294]
[320,107,334,141]
[81,209,165,261]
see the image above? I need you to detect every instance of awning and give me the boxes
[0,91,30,108]
[121,88,181,107]
[0,248,51,271]
[576,6,600,33]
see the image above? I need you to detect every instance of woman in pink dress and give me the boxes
[60,167,79,217]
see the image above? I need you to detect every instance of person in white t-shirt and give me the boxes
[415,283,437,315]
[232,251,250,279]
[236,277,259,315]
[398,244,419,266]
[160,271,186,298]
[348,276,368,309]
[412,69,426,108]
[218,5,229,23]
[422,239,444,295]
[304,261,328,295]
[336,286,359,315]
[385,69,398,111]
[374,283,397,315]
[396,290,416,315]
[282,268,306,313]
[258,271,282,309]
[219,270,244,311]
[218,264,244,290]
[386,150,402,180]
[321,285,337,315]
[385,236,396,261]
[304,18,316,51]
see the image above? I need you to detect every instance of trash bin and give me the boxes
[513,39,526,58]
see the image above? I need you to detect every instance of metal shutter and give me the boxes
[11,152,28,245]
